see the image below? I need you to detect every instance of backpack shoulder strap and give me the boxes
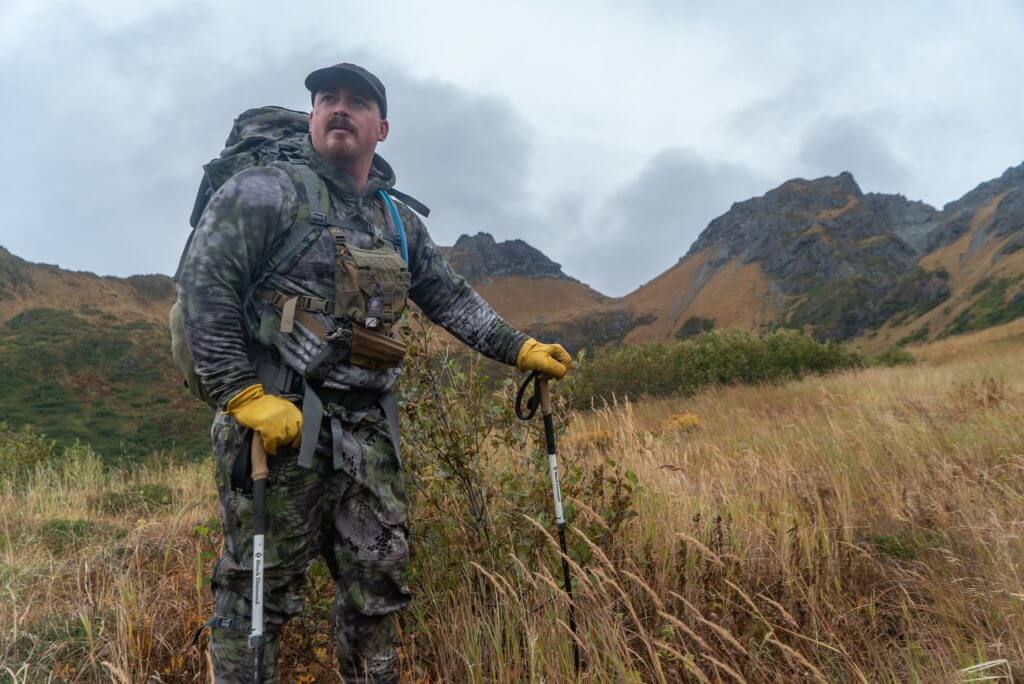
[260,162,330,276]
[175,163,325,283]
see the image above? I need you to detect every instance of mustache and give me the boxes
[327,116,357,133]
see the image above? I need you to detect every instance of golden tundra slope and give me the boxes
[0,247,173,324]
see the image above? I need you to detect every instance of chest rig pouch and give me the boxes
[328,223,411,369]
[256,163,411,371]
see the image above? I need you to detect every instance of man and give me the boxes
[178,62,572,682]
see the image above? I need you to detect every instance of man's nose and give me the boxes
[326,98,351,118]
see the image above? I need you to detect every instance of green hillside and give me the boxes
[0,307,210,461]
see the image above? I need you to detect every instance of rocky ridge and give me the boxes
[441,232,575,283]
[675,163,1024,341]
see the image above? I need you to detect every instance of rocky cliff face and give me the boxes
[676,163,1024,341]
[683,172,947,338]
[689,172,929,291]
[927,162,1024,253]
[442,232,574,283]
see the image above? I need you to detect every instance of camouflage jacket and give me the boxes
[178,137,528,409]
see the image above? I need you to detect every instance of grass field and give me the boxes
[2,328,1022,681]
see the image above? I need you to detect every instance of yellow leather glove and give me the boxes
[226,384,303,454]
[516,338,573,379]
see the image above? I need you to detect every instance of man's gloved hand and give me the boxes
[516,338,573,379]
[226,384,303,454]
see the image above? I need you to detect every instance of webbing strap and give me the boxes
[387,188,430,217]
[174,229,196,282]
[280,296,297,334]
[379,391,401,464]
[329,417,346,471]
[299,383,323,468]
[258,291,330,340]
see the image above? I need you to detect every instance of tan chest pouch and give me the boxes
[331,233,411,331]
[258,228,411,370]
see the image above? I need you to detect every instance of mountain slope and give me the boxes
[874,164,1024,347]
[3,161,1024,456]
[523,163,1024,350]
[0,247,174,324]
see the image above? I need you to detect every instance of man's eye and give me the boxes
[321,95,336,104]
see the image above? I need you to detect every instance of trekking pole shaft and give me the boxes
[250,437,269,683]
[537,380,580,672]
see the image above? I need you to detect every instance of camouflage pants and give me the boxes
[206,399,410,683]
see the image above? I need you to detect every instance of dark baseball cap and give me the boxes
[304,63,387,117]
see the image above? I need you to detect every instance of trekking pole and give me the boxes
[250,436,269,683]
[516,371,581,674]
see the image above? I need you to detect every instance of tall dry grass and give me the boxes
[2,342,1023,681]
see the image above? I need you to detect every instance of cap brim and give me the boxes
[305,67,372,98]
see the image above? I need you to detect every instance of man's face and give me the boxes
[308,83,389,168]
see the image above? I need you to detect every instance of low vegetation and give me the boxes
[943,276,1024,337]
[2,319,1022,681]
[0,308,210,461]
[574,328,866,404]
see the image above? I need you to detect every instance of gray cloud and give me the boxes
[0,3,540,278]
[561,148,770,296]
[797,115,911,193]
[2,0,1024,298]
[373,69,542,247]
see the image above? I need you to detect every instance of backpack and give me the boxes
[169,106,425,405]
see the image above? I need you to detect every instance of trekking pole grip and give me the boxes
[251,435,269,481]
[538,377,553,417]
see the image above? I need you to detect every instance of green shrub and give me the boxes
[397,315,638,585]
[574,328,864,404]
[676,316,715,339]
[0,422,57,484]
[871,347,916,367]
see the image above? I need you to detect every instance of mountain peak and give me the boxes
[689,171,877,261]
[769,171,863,204]
[444,232,573,283]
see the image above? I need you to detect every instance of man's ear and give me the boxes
[378,119,389,143]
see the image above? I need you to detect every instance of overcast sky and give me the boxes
[1,1,1022,296]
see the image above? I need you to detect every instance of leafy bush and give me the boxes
[574,328,865,404]
[398,315,638,583]
[0,422,57,484]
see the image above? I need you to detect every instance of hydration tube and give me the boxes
[379,190,409,264]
